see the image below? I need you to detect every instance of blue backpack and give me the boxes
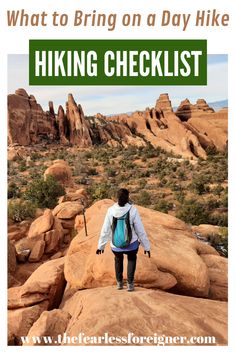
[112,208,132,248]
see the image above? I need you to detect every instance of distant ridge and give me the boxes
[208,100,228,111]
[108,100,228,117]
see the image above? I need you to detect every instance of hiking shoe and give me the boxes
[117,281,124,290]
[127,282,134,292]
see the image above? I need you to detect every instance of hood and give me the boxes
[111,203,132,218]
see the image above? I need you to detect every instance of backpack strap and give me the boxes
[125,207,132,242]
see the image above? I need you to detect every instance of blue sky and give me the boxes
[8,54,227,115]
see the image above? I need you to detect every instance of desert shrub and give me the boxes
[88,181,111,201]
[168,181,182,191]
[8,182,20,199]
[219,190,228,208]
[183,159,190,166]
[138,179,147,189]
[24,175,65,208]
[73,163,88,176]
[136,191,151,206]
[159,178,168,187]
[206,146,218,158]
[106,167,116,177]
[18,161,27,172]
[83,151,92,159]
[190,176,210,195]
[121,160,135,169]
[8,199,36,222]
[31,152,42,161]
[207,227,228,257]
[212,184,224,196]
[208,212,228,227]
[206,198,220,211]
[153,199,171,213]
[87,168,98,176]
[176,198,209,225]
[75,177,88,185]
[174,191,186,204]
[177,169,186,180]
[8,161,17,176]
[55,150,69,160]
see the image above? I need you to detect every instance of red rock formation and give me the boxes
[155,93,173,113]
[57,105,69,144]
[7,89,227,158]
[8,89,57,145]
[108,94,207,159]
[175,98,214,121]
[66,94,92,147]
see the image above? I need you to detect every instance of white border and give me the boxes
[1,1,235,353]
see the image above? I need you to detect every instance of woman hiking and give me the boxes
[96,188,151,292]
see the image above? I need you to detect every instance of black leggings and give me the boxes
[112,248,139,284]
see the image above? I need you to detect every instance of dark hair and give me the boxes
[117,188,129,207]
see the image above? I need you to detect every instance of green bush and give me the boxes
[31,152,42,161]
[8,182,20,199]
[18,161,27,172]
[190,176,210,195]
[8,199,36,222]
[137,191,151,206]
[206,198,220,211]
[87,168,98,176]
[106,167,116,177]
[176,198,209,225]
[208,212,228,227]
[174,191,186,204]
[24,176,65,208]
[153,199,171,213]
[207,227,228,257]
[212,184,224,196]
[88,181,111,201]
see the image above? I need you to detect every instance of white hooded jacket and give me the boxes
[98,203,150,251]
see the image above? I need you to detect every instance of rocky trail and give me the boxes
[8,198,228,346]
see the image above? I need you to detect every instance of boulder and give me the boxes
[60,286,228,346]
[58,188,88,203]
[16,249,31,263]
[8,240,16,274]
[8,258,65,310]
[23,309,71,346]
[28,209,54,238]
[28,240,45,262]
[44,230,60,255]
[8,221,30,242]
[44,160,72,187]
[201,254,228,301]
[65,199,225,299]
[15,235,42,252]
[192,224,221,238]
[50,251,63,260]
[44,217,64,254]
[53,201,83,219]
[8,240,17,288]
[8,301,49,345]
